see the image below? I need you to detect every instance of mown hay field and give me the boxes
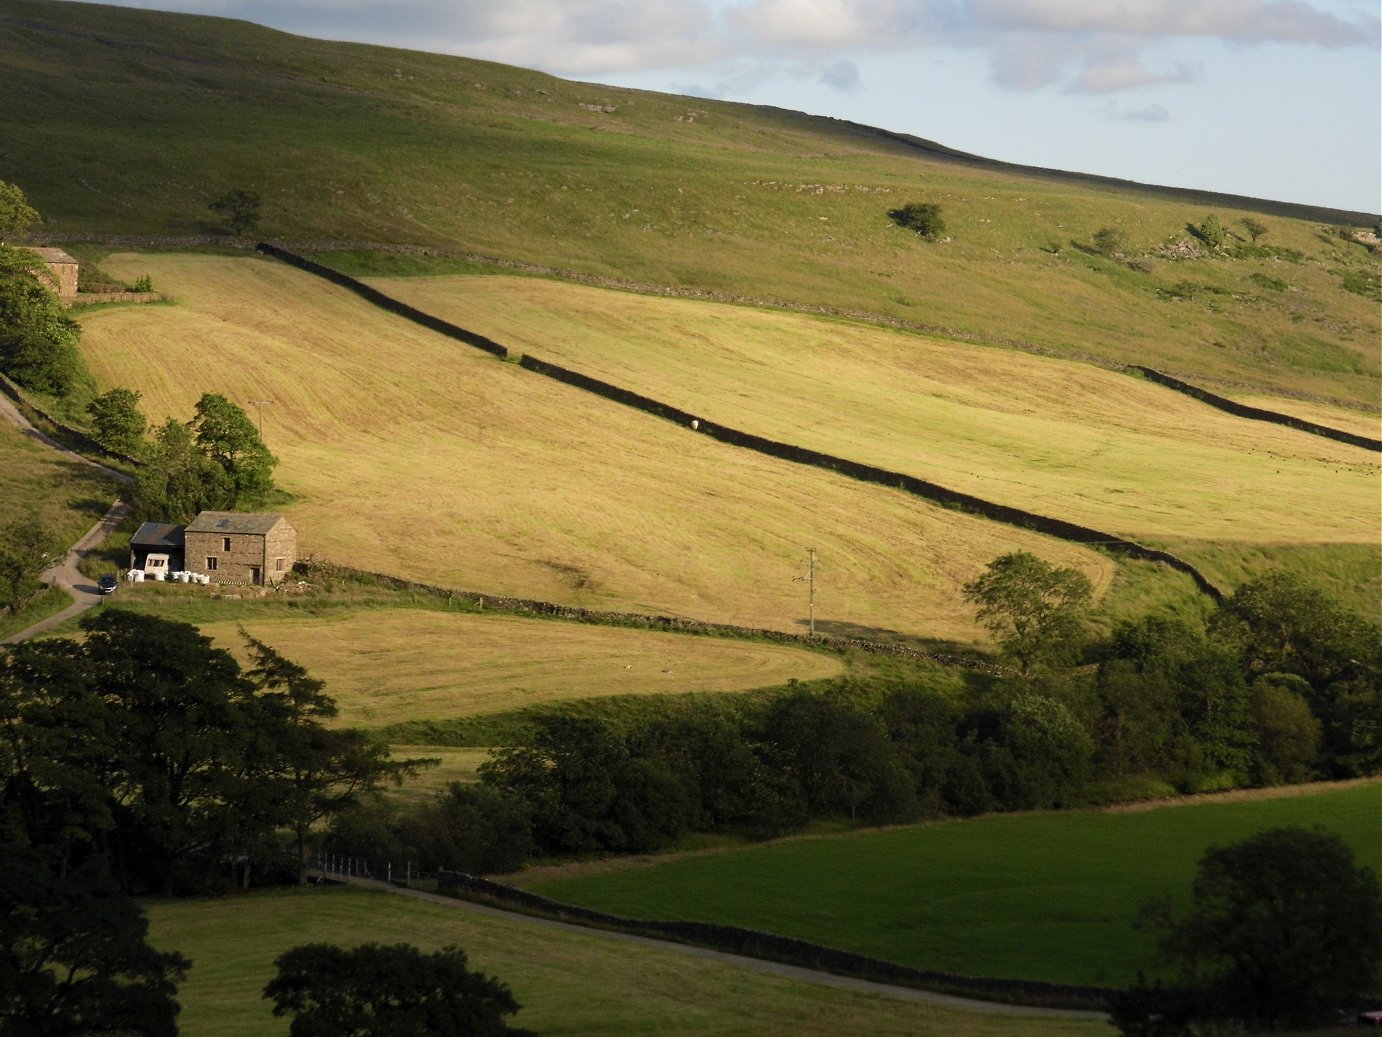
[146,885,1111,1037]
[77,253,1113,645]
[193,608,843,728]
[369,274,1380,596]
[516,780,1381,990]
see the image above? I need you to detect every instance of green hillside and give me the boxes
[3,0,1378,408]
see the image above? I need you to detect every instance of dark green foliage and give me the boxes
[0,512,62,615]
[887,202,946,239]
[134,417,233,522]
[1194,214,1226,249]
[132,274,153,292]
[1211,571,1381,776]
[1121,826,1382,1031]
[1091,227,1128,256]
[1247,271,1285,292]
[0,245,87,397]
[0,845,189,1037]
[208,188,261,237]
[264,942,533,1037]
[0,610,407,894]
[1339,267,1381,300]
[1247,674,1320,784]
[0,180,40,243]
[757,689,918,824]
[964,551,1093,675]
[192,393,278,504]
[1238,217,1267,244]
[133,395,278,522]
[86,386,147,457]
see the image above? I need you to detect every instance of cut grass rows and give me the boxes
[76,253,1114,646]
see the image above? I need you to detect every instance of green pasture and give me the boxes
[144,885,1112,1037]
[516,781,1382,989]
[371,274,1380,600]
[76,252,1115,647]
[4,0,1378,407]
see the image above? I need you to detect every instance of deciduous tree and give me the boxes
[0,245,85,397]
[963,552,1093,675]
[191,393,277,505]
[0,180,40,244]
[86,386,147,458]
[1120,826,1382,1031]
[887,202,946,239]
[264,943,534,1037]
[208,188,261,237]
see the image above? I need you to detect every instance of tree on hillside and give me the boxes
[1091,227,1128,257]
[1116,826,1382,1033]
[1194,214,1226,249]
[191,393,277,505]
[208,188,261,237]
[1239,217,1268,244]
[86,386,147,458]
[963,552,1093,675]
[241,632,424,884]
[0,512,62,615]
[887,202,946,240]
[0,180,40,244]
[0,245,86,397]
[264,943,535,1037]
[134,417,233,523]
[0,845,190,1037]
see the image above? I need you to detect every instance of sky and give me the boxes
[76,0,1381,213]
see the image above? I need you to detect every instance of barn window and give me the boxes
[275,558,284,572]
[206,557,218,571]
[222,537,231,551]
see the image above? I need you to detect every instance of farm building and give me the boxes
[128,511,297,585]
[27,247,79,302]
[129,521,186,576]
[183,511,297,585]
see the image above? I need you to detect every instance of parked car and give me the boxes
[98,573,118,595]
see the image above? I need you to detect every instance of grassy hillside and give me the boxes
[146,885,1112,1037]
[75,252,1117,646]
[3,0,1378,407]
[517,780,1381,989]
[367,273,1380,600]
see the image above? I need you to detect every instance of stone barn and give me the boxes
[29,247,79,302]
[183,511,297,586]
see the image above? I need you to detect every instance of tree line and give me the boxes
[331,563,1380,874]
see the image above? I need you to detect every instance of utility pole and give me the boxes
[249,399,274,439]
[793,547,817,637]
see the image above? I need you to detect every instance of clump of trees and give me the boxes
[0,610,420,893]
[0,243,87,399]
[1115,826,1382,1033]
[134,393,278,522]
[329,563,1379,877]
[86,386,147,458]
[887,202,946,240]
[264,943,535,1037]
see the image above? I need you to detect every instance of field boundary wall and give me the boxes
[514,354,1226,601]
[315,854,1113,1010]
[0,371,143,468]
[254,243,508,358]
[307,560,1006,673]
[1130,366,1381,451]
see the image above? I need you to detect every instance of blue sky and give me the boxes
[76,0,1380,213]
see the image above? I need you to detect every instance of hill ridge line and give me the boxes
[256,243,1228,600]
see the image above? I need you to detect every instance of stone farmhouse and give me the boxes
[129,511,297,585]
[29,247,79,302]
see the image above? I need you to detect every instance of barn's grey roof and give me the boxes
[185,511,291,536]
[25,247,78,266]
[130,522,185,548]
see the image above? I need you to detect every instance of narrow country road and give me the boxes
[0,390,134,644]
[333,875,1110,1023]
